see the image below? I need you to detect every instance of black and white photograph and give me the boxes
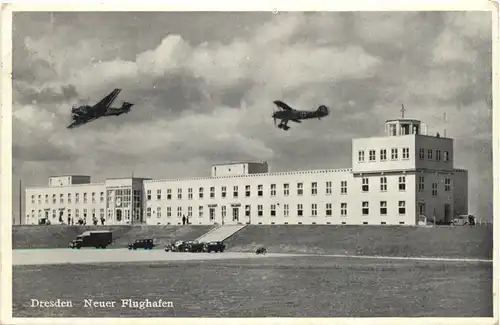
[2,1,498,321]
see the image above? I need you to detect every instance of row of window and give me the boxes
[144,201,408,220]
[29,176,452,207]
[357,147,451,163]
[28,208,106,220]
[30,192,105,205]
[146,181,349,201]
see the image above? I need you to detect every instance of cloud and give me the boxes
[12,11,493,222]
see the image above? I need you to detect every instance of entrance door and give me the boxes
[245,205,251,224]
[232,207,239,223]
[444,204,451,223]
[209,208,215,224]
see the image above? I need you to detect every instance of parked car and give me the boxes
[203,241,226,253]
[451,215,476,226]
[178,240,204,252]
[255,247,267,255]
[128,238,155,250]
[164,240,183,252]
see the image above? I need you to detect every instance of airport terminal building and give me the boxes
[24,117,468,226]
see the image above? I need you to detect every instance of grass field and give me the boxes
[13,255,492,317]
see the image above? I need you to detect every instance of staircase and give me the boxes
[196,224,247,242]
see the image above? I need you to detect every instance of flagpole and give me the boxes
[19,179,22,225]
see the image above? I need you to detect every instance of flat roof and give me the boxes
[48,175,91,178]
[211,161,268,167]
[385,119,422,123]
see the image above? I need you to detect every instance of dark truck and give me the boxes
[69,230,113,249]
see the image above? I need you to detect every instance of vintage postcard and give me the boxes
[1,0,498,324]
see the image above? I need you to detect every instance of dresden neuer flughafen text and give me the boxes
[30,298,174,310]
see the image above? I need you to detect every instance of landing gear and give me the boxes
[278,123,290,131]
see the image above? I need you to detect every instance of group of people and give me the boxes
[181,215,190,225]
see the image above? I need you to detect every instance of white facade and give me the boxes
[25,117,469,226]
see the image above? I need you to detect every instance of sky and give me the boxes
[11,11,493,223]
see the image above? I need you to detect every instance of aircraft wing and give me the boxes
[95,89,122,109]
[290,119,302,123]
[273,100,294,111]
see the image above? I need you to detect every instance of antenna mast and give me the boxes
[443,112,447,138]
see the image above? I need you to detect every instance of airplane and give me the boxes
[272,100,330,131]
[67,88,134,129]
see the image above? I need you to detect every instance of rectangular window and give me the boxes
[167,189,172,200]
[147,207,152,218]
[358,150,365,162]
[341,181,347,194]
[221,186,226,198]
[177,188,182,200]
[369,150,376,161]
[419,176,425,192]
[177,207,182,217]
[188,206,193,217]
[100,192,104,203]
[258,185,263,197]
[188,188,193,200]
[245,205,250,217]
[428,149,433,160]
[52,194,56,204]
[270,204,276,217]
[311,182,317,195]
[245,185,251,197]
[311,204,317,216]
[326,181,332,195]
[221,206,226,219]
[362,178,369,192]
[157,190,161,200]
[75,193,79,203]
[147,190,151,200]
[419,148,425,159]
[380,201,387,215]
[399,176,406,191]
[402,148,409,159]
[341,203,347,216]
[362,201,369,215]
[391,148,398,160]
[445,178,451,192]
[68,193,72,204]
[284,204,289,217]
[84,193,88,204]
[380,149,387,161]
[156,207,161,218]
[380,177,387,191]
[38,195,41,204]
[270,184,276,197]
[60,194,64,204]
[398,201,406,215]
[31,195,35,204]
[436,150,441,161]
[432,182,438,196]
[167,207,171,217]
[233,186,238,198]
[297,183,303,196]
[199,187,204,199]
[198,206,203,218]
[444,151,450,162]
[297,204,303,217]
[210,187,215,198]
[283,183,289,196]
[326,203,332,216]
[258,205,263,216]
